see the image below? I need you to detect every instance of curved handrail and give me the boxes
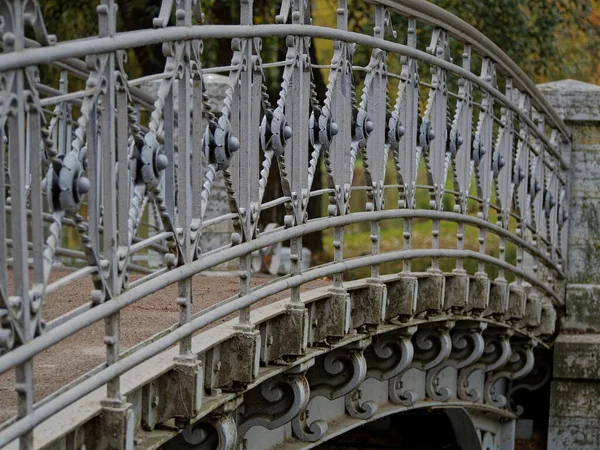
[0,246,551,447]
[0,208,565,378]
[0,24,569,167]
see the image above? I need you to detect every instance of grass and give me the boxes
[319,219,517,281]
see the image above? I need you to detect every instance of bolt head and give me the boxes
[156,153,168,171]
[329,121,339,136]
[77,176,91,195]
[397,125,405,139]
[228,135,240,153]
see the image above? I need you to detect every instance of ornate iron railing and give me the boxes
[0,0,569,448]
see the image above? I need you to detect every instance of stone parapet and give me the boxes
[538,80,600,284]
[553,334,600,380]
[539,80,600,450]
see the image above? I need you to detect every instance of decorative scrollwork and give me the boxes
[0,0,568,447]
[426,322,487,402]
[237,373,309,438]
[390,322,453,406]
[260,106,292,156]
[182,414,237,450]
[457,329,513,403]
[411,322,454,371]
[485,338,536,408]
[292,341,369,442]
[365,326,416,381]
[388,375,418,406]
[307,341,369,400]
[345,388,377,420]
[507,355,551,415]
[291,409,328,443]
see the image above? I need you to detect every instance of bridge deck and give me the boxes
[0,270,329,423]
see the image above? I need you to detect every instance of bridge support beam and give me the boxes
[538,79,600,450]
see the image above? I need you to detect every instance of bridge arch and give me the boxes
[0,0,568,449]
[139,278,546,450]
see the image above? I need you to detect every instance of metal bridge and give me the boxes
[0,0,571,449]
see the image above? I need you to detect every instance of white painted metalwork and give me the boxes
[0,0,569,449]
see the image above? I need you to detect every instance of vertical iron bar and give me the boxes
[164,87,175,222]
[191,61,204,224]
[400,18,418,274]
[236,0,255,327]
[116,82,129,253]
[28,110,44,287]
[496,77,514,283]
[367,5,389,282]
[9,4,34,447]
[0,125,7,301]
[98,0,121,403]
[455,44,472,273]
[331,0,350,291]
[289,0,310,305]
[516,92,531,290]
[476,60,495,278]
[87,103,99,264]
[57,71,68,156]
[177,0,194,356]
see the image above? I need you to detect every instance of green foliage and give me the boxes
[430,0,597,81]
[38,0,597,83]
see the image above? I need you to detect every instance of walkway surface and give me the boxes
[0,269,330,423]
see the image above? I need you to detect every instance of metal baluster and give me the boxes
[86,101,100,282]
[452,44,473,274]
[191,40,204,256]
[164,85,175,222]
[233,0,260,328]
[116,74,129,275]
[365,5,392,283]
[398,19,419,274]
[12,71,34,450]
[98,0,121,404]
[329,0,353,298]
[528,113,545,303]
[57,71,69,156]
[423,29,450,273]
[0,125,7,327]
[515,92,531,292]
[177,0,194,357]
[494,78,515,285]
[474,59,495,282]
[287,0,311,306]
[5,4,34,447]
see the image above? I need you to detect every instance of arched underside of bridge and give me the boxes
[25,276,551,450]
